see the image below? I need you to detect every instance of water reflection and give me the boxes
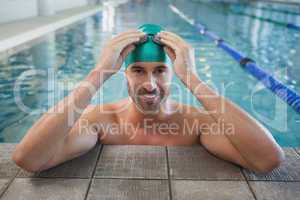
[0,14,102,142]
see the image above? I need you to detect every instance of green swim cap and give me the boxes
[125,24,171,68]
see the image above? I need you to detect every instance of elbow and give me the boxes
[12,149,41,173]
[252,148,285,173]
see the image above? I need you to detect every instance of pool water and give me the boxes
[0,0,300,146]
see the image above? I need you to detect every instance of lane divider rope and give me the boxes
[169,4,300,113]
[230,8,300,31]
[235,3,300,16]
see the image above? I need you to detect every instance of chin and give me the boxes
[136,101,161,115]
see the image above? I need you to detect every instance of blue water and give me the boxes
[0,0,300,146]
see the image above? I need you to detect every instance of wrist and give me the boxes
[86,68,112,88]
[95,61,120,76]
[177,70,198,84]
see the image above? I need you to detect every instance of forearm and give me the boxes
[181,72,284,169]
[12,29,145,171]
[12,68,110,170]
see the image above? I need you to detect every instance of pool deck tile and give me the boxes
[0,144,20,178]
[171,180,255,200]
[94,145,168,179]
[243,148,300,181]
[249,181,300,200]
[167,146,244,180]
[0,178,89,200]
[87,179,170,200]
[0,179,10,197]
[17,143,102,178]
[0,144,299,200]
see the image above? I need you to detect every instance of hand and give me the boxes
[156,31,197,80]
[95,30,146,76]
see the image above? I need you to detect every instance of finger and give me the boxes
[110,33,144,53]
[158,34,186,49]
[157,34,184,50]
[117,37,142,51]
[112,31,145,43]
[157,31,188,48]
[113,31,144,40]
[112,29,142,39]
[164,46,176,61]
[158,31,185,43]
[156,34,177,45]
[115,44,136,69]
[114,33,146,45]
[159,37,181,53]
[111,33,146,48]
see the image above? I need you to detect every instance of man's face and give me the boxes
[125,62,172,114]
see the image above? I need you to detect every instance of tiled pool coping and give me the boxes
[0,143,299,200]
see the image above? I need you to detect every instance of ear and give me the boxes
[164,46,176,61]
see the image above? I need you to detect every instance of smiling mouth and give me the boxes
[138,94,159,103]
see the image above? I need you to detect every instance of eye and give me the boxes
[154,68,166,74]
[133,68,144,74]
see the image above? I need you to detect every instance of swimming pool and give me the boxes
[0,0,299,146]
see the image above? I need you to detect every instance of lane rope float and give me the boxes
[169,4,300,113]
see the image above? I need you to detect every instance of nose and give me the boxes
[142,74,157,92]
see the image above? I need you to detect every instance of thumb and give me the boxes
[164,46,176,61]
[115,44,135,69]
[121,44,135,59]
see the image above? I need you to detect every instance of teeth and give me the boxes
[139,94,158,100]
[144,94,156,98]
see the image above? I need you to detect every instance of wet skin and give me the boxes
[12,30,284,173]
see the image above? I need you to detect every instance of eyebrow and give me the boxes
[130,66,144,70]
[156,65,168,70]
[130,65,167,70]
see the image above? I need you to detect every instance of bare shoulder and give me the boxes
[173,102,204,116]
[172,102,213,123]
[82,98,130,123]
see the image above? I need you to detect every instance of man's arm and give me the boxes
[190,89,284,173]
[158,31,284,173]
[12,30,146,172]
[12,70,107,172]
[36,105,99,171]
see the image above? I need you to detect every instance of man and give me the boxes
[12,24,284,173]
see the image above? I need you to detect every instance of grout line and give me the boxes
[91,144,104,179]
[241,169,258,200]
[83,143,104,200]
[12,177,90,180]
[166,178,256,181]
[293,148,300,156]
[165,147,173,200]
[90,176,300,182]
[0,169,20,199]
[247,180,300,183]
[93,177,168,181]
[169,179,300,182]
